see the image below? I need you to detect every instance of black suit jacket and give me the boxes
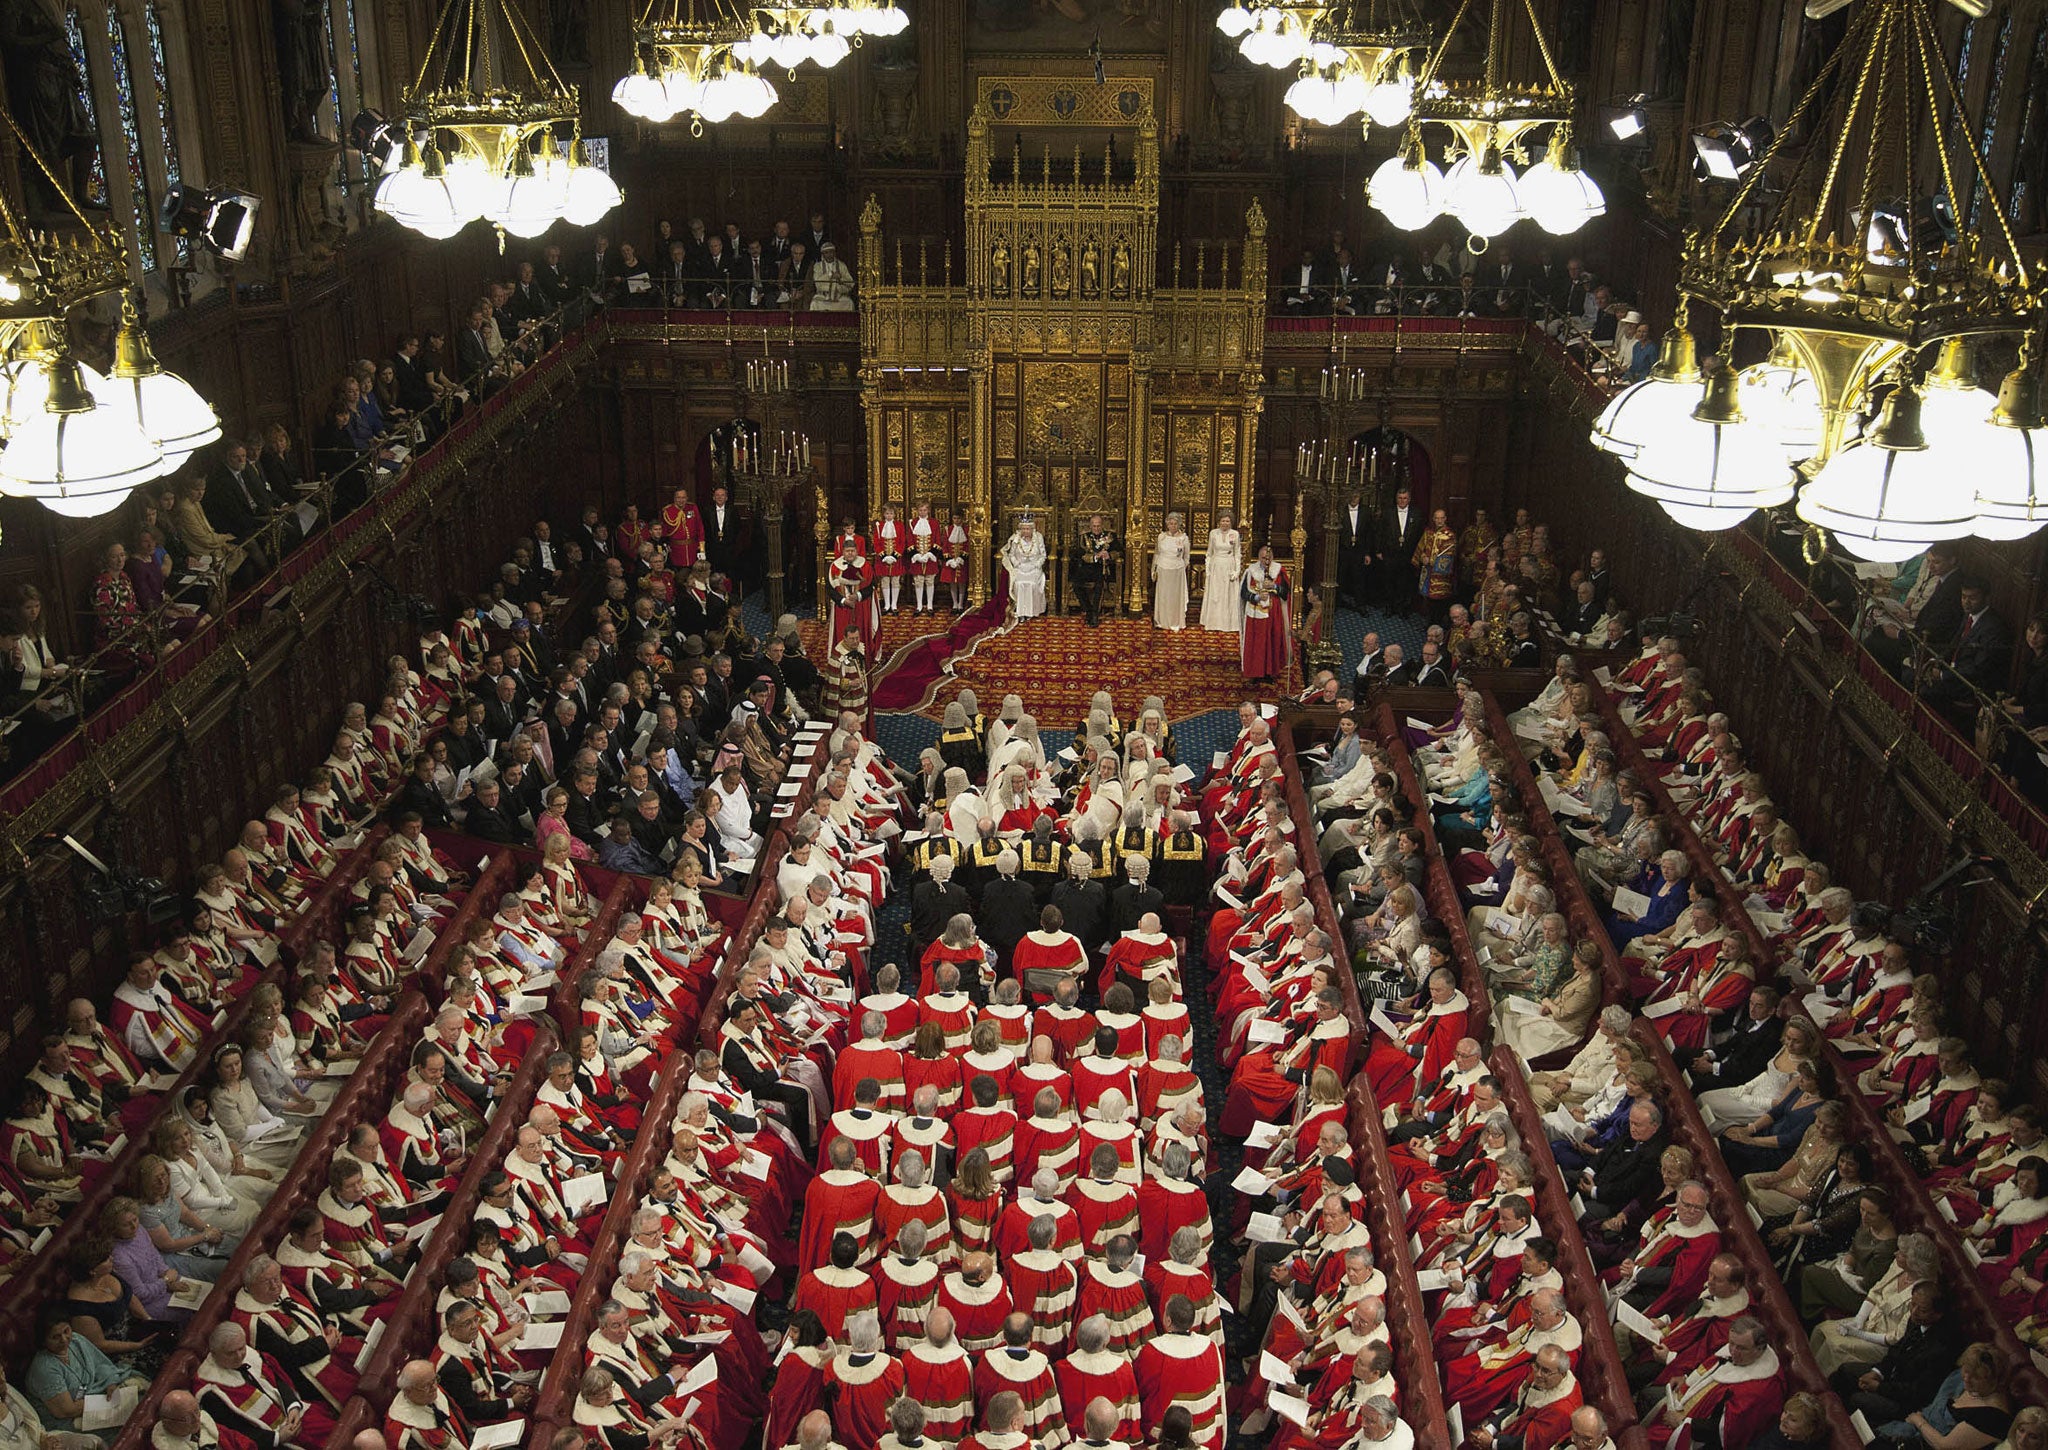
[1379,505,1425,563]
[1561,598,1604,636]
[1048,879,1110,953]
[1590,1130,1669,1208]
[1413,660,1452,689]
[1381,661,1418,688]
[390,352,436,413]
[455,327,494,380]
[1949,609,2016,693]
[1339,501,1373,555]
[979,877,1040,954]
[1912,570,1966,648]
[205,462,275,538]
[909,880,972,951]
[1711,1014,1784,1088]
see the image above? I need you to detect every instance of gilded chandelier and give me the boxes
[1593,0,2045,559]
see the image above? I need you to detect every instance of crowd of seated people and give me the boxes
[1364,601,2045,1447]
[0,254,596,783]
[580,211,855,313]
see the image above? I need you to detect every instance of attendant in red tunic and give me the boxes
[871,506,908,614]
[830,539,879,660]
[662,488,705,569]
[824,1313,906,1450]
[1134,1295,1227,1450]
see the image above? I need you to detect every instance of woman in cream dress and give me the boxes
[1004,518,1049,618]
[1152,514,1191,630]
[1200,512,1244,632]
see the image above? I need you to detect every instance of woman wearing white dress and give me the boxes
[1201,512,1244,632]
[1004,517,1049,618]
[1152,513,1191,630]
[1696,1015,1819,1134]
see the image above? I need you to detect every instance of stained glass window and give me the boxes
[323,0,368,188]
[144,3,190,264]
[62,7,108,208]
[106,7,156,270]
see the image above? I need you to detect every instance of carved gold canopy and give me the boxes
[852,83,1267,612]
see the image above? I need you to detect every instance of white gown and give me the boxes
[1153,531,1190,629]
[1006,531,1049,617]
[1201,528,1244,631]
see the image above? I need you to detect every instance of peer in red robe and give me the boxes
[825,1340,906,1450]
[798,1143,881,1271]
[1057,1319,1143,1443]
[902,1314,977,1445]
[937,1255,1015,1353]
[1134,1296,1228,1450]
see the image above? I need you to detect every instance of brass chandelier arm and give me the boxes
[1516,0,1568,94]
[1409,0,1479,97]
[1907,0,2031,287]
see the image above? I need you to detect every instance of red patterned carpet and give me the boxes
[929,613,1279,725]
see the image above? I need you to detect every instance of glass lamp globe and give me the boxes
[1796,384,1978,560]
[731,69,779,118]
[1217,2,1253,37]
[1368,147,1443,231]
[1329,68,1369,119]
[438,153,498,221]
[1738,340,1825,462]
[0,361,166,505]
[1622,362,1795,530]
[1651,495,1772,531]
[767,30,812,70]
[89,371,221,469]
[1519,151,1605,235]
[3,354,106,437]
[1285,74,1342,125]
[1443,149,1523,237]
[866,4,908,36]
[613,68,676,121]
[40,490,138,518]
[805,29,850,67]
[1362,73,1414,128]
[1590,327,1703,460]
[1971,355,2048,541]
[563,160,623,228]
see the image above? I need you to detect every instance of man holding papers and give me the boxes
[433,1300,533,1428]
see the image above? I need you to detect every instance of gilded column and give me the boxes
[967,345,994,606]
[1126,347,1153,613]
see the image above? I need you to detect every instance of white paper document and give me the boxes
[1641,996,1687,1019]
[1615,1298,1665,1345]
[1232,1167,1275,1195]
[518,1320,565,1350]
[562,1172,607,1215]
[471,1419,527,1450]
[1258,1351,1295,1388]
[1245,1212,1288,1244]
[1413,1269,1450,1291]
[1610,886,1653,918]
[526,1289,572,1317]
[1246,1018,1288,1046]
[708,1277,758,1312]
[1268,1392,1311,1428]
[1244,1122,1285,1151]
[677,1354,720,1395]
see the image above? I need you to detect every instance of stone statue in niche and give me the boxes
[272,0,334,143]
[548,0,591,65]
[1080,239,1101,297]
[1655,0,1696,103]
[1110,240,1131,298]
[1022,241,1042,296]
[0,0,102,210]
[1050,243,1072,297]
[991,238,1012,295]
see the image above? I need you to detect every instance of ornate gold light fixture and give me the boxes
[377,0,621,241]
[1365,0,1601,243]
[1273,0,1428,131]
[0,116,215,517]
[1592,0,2045,559]
[613,0,778,133]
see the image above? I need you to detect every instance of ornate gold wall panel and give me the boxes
[856,96,1268,611]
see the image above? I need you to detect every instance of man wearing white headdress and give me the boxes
[1006,517,1049,619]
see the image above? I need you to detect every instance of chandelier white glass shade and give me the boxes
[1365,0,1597,243]
[1590,326,1703,462]
[1795,380,1980,562]
[84,295,222,471]
[376,0,615,241]
[614,1,779,132]
[1646,0,2040,559]
[1240,5,1316,67]
[1971,348,2048,541]
[1441,146,1523,237]
[1366,139,1443,231]
[1623,361,1797,530]
[1217,1,1254,37]
[0,355,166,515]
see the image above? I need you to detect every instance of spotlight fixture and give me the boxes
[1688,116,1773,182]
[1857,193,1957,268]
[1607,96,1649,141]
[348,108,403,171]
[159,183,262,262]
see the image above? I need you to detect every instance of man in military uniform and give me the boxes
[1075,513,1121,628]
